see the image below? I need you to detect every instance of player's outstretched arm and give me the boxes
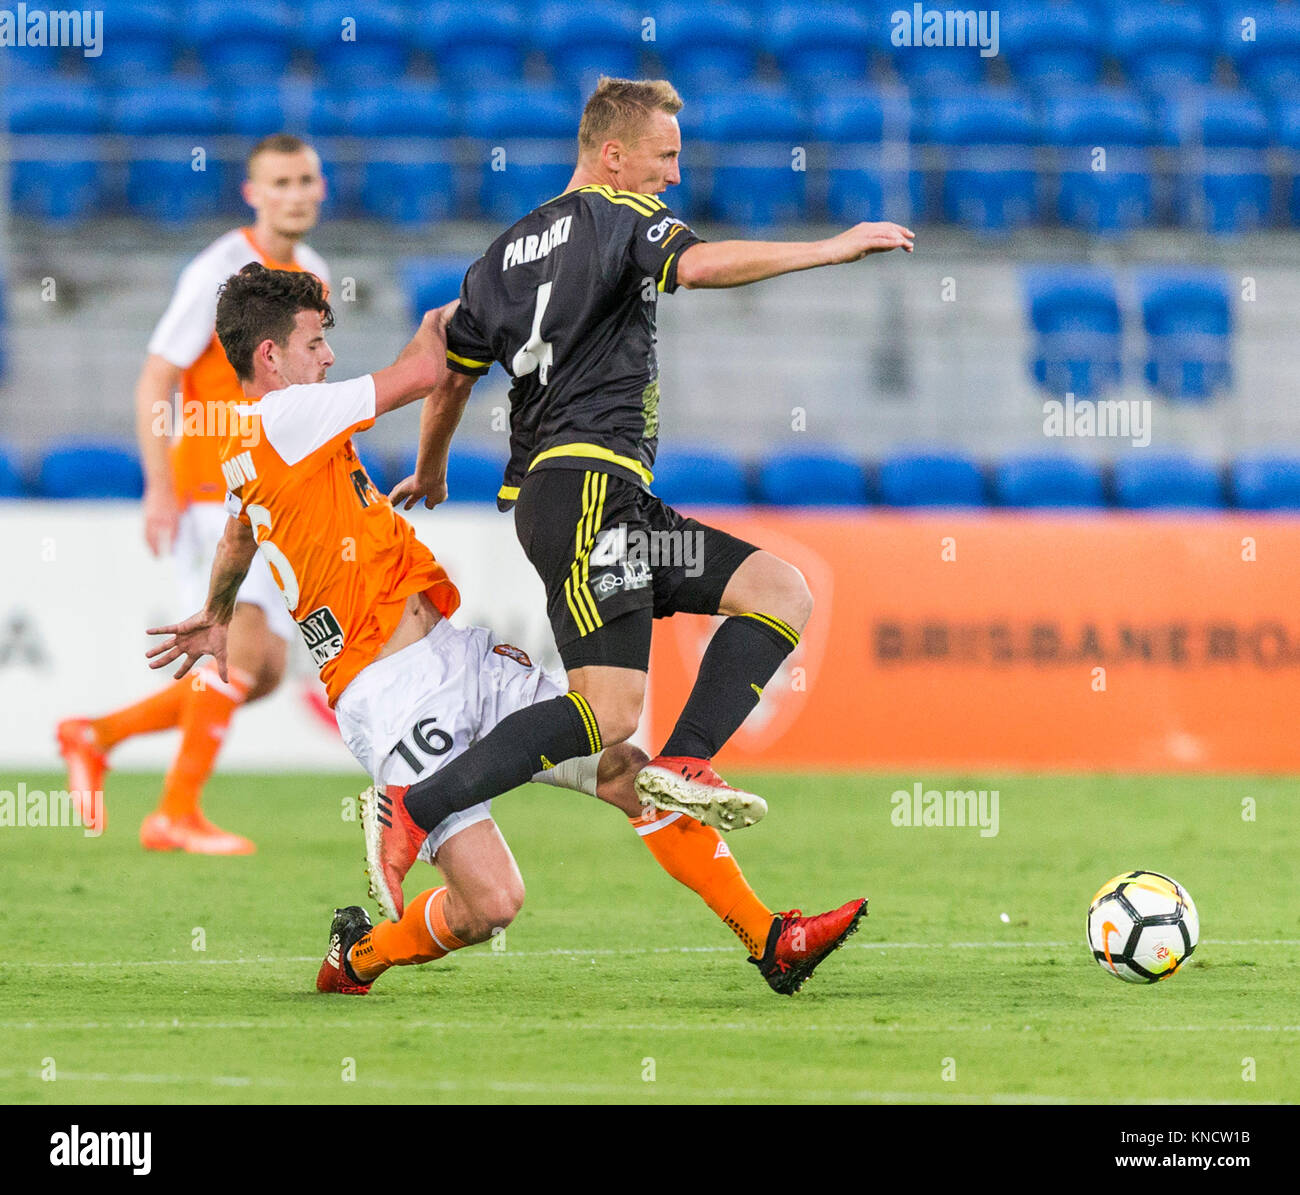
[135,353,184,556]
[389,370,477,510]
[371,301,458,417]
[675,221,915,290]
[145,516,257,681]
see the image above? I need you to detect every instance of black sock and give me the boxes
[403,693,601,832]
[662,613,799,760]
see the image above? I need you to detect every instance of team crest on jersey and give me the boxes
[492,643,533,668]
[298,605,345,667]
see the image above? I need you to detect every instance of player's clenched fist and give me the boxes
[823,221,916,264]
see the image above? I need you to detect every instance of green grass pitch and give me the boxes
[2,770,1297,1104]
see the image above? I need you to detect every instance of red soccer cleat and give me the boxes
[633,755,767,832]
[751,898,869,995]
[359,784,428,922]
[56,718,107,832]
[315,906,374,995]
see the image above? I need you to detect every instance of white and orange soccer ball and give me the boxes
[1086,870,1199,984]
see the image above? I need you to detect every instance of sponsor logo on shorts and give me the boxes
[299,605,345,667]
[492,643,533,667]
[591,559,653,599]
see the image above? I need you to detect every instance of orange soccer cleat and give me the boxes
[139,811,256,855]
[633,755,767,832]
[359,784,428,922]
[56,718,107,832]
[315,906,374,995]
[750,898,869,995]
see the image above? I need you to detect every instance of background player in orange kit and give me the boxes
[146,264,866,996]
[56,135,328,854]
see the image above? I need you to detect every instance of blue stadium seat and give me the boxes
[1162,91,1271,235]
[685,91,807,227]
[191,2,296,84]
[113,84,229,224]
[757,452,868,506]
[877,452,987,506]
[534,2,642,91]
[349,87,458,226]
[816,89,923,223]
[768,2,874,87]
[399,257,478,324]
[1274,101,1300,224]
[37,442,144,499]
[926,91,1041,233]
[1023,266,1122,398]
[999,4,1103,87]
[306,88,364,218]
[1231,456,1300,510]
[1110,5,1216,91]
[302,1,411,83]
[650,451,749,506]
[89,1,180,83]
[653,2,759,89]
[0,444,22,498]
[465,87,581,222]
[445,451,508,503]
[1043,89,1156,235]
[1112,456,1223,509]
[414,2,529,84]
[1222,4,1300,99]
[1137,269,1231,401]
[993,455,1106,508]
[7,85,108,224]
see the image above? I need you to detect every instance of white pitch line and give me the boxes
[13,937,1300,970]
[0,1068,1272,1105]
[0,1019,1296,1034]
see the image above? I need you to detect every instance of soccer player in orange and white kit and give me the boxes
[57,135,328,854]
[145,264,866,996]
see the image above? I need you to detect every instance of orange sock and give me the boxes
[156,666,250,820]
[631,806,775,957]
[348,887,468,982]
[90,678,190,751]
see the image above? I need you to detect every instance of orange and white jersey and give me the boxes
[220,374,460,705]
[148,228,330,510]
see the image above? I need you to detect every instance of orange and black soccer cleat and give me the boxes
[139,812,255,855]
[56,718,107,832]
[751,898,868,995]
[360,784,428,922]
[633,755,767,832]
[316,906,374,995]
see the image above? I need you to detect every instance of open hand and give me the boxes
[145,612,228,681]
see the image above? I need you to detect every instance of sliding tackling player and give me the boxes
[145,264,866,995]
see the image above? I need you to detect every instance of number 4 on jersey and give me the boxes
[511,281,554,385]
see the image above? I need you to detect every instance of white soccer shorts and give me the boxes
[334,618,600,860]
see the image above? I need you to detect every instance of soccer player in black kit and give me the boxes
[368,77,913,930]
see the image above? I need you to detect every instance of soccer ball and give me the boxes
[1086,870,1199,984]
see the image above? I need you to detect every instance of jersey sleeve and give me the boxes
[146,255,225,369]
[258,374,377,468]
[445,286,494,378]
[625,202,704,295]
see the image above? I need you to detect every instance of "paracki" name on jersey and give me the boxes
[502,216,573,271]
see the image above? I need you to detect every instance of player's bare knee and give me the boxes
[599,740,650,784]
[472,883,524,940]
[592,699,641,747]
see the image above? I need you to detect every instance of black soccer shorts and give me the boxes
[512,467,760,672]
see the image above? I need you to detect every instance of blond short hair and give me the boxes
[578,77,683,154]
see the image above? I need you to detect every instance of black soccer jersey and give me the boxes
[443,184,703,508]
